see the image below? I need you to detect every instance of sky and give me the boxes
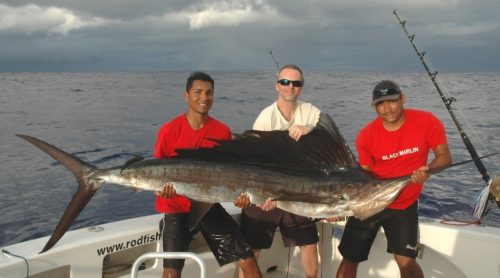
[0,0,499,72]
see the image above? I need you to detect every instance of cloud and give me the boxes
[143,1,288,31]
[0,4,117,35]
[0,0,498,71]
[429,22,499,37]
[186,1,284,30]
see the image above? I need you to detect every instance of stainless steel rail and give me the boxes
[130,252,206,278]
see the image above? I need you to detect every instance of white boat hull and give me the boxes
[1,204,499,277]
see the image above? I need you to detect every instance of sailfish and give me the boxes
[18,113,423,253]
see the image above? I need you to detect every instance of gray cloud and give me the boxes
[0,0,499,72]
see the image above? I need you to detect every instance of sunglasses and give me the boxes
[277,79,303,88]
[373,88,401,98]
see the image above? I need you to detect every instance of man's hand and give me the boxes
[324,216,346,222]
[411,165,430,184]
[257,197,277,211]
[288,125,312,141]
[234,193,251,208]
[155,182,176,198]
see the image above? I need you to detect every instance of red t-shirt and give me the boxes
[355,109,447,209]
[154,114,232,213]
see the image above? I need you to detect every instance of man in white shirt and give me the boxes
[237,64,321,278]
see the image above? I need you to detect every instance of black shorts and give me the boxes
[197,203,254,266]
[160,204,254,270]
[241,206,319,249]
[338,201,420,262]
[160,213,192,271]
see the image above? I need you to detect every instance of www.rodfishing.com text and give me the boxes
[96,232,161,256]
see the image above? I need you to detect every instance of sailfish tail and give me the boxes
[16,134,102,253]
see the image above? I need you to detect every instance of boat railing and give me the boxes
[130,251,206,278]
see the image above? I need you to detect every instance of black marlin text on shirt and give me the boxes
[382,147,419,161]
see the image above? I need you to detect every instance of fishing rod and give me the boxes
[269,50,280,70]
[393,10,500,219]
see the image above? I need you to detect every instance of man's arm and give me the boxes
[412,143,452,183]
[429,143,452,170]
[288,125,313,141]
[288,104,320,141]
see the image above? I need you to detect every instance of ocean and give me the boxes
[1,71,499,247]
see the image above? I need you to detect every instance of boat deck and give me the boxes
[1,205,500,277]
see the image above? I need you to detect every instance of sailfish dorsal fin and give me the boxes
[175,113,359,177]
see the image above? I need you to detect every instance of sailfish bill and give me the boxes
[18,113,420,253]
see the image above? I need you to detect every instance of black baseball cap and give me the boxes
[371,80,401,106]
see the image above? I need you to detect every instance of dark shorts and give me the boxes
[197,203,254,265]
[160,213,192,270]
[160,203,254,270]
[338,201,420,263]
[241,206,319,249]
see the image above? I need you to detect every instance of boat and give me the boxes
[1,202,499,277]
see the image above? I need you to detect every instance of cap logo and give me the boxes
[373,88,400,98]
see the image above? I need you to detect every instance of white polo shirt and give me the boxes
[253,100,321,131]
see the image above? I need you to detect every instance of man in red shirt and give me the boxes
[154,72,261,278]
[336,80,452,278]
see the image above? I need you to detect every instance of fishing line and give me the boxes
[439,218,482,226]
[286,246,291,278]
[1,249,29,277]
[431,73,499,171]
[320,222,324,278]
[444,91,500,171]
